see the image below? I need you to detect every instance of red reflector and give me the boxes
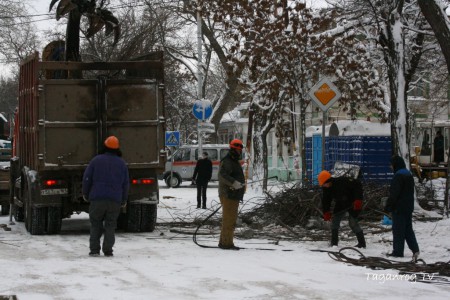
[45,180,57,186]
[131,178,154,185]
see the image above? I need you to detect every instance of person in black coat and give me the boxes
[192,152,213,209]
[433,131,444,163]
[318,170,366,248]
[384,155,420,260]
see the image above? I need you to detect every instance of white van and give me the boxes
[162,144,247,187]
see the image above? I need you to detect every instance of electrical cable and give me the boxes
[311,246,450,285]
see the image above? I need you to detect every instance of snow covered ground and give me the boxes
[0,180,449,299]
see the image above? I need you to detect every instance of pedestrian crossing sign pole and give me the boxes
[165,131,180,147]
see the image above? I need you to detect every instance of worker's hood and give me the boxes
[391,155,406,173]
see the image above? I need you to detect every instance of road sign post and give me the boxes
[192,100,213,155]
[308,77,341,171]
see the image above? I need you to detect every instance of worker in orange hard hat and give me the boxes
[318,170,366,248]
[318,170,332,186]
[217,139,245,250]
[104,136,120,150]
[83,135,129,257]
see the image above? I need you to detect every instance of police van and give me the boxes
[162,144,247,187]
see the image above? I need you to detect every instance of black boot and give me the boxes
[331,229,339,247]
[355,231,366,248]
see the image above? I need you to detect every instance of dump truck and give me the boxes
[10,51,166,235]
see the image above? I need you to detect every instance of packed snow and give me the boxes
[0,180,449,299]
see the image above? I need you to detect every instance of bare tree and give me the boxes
[0,1,39,74]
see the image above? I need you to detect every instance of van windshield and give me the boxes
[195,149,218,160]
[173,148,191,161]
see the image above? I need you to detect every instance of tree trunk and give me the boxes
[417,0,450,75]
[65,10,81,62]
[418,0,450,216]
[65,10,82,78]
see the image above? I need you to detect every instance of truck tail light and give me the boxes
[132,178,155,185]
[44,180,63,187]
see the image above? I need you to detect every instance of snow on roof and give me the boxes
[306,120,391,137]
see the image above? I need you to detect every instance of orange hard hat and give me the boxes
[230,139,244,150]
[104,136,120,149]
[318,170,331,186]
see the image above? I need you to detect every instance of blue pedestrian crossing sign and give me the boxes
[165,131,180,147]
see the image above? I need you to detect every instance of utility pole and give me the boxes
[196,0,204,156]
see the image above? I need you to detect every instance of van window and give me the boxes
[174,148,191,161]
[220,149,229,160]
[195,149,218,160]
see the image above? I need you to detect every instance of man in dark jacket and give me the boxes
[433,131,444,163]
[384,155,420,260]
[192,151,213,209]
[318,170,366,248]
[83,136,129,257]
[218,139,246,250]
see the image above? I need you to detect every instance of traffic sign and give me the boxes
[198,122,215,133]
[192,100,213,120]
[165,131,180,147]
[308,77,341,111]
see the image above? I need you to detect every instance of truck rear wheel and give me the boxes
[125,203,157,232]
[46,207,62,234]
[141,204,157,232]
[1,204,9,215]
[24,170,46,235]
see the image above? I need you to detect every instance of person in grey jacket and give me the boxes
[83,136,129,257]
[218,139,246,250]
[384,155,420,261]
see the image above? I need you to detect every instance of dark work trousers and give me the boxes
[89,201,121,255]
[197,182,208,208]
[331,210,362,234]
[391,212,420,256]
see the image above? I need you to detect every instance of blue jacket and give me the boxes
[82,152,129,204]
[385,156,415,215]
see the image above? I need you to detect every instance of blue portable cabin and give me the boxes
[305,120,393,185]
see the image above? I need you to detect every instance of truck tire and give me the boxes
[1,204,9,215]
[165,174,181,188]
[46,207,62,234]
[24,169,46,235]
[29,207,46,235]
[125,203,157,232]
[140,204,157,232]
[126,203,142,232]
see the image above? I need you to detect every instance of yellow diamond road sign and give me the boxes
[308,77,341,111]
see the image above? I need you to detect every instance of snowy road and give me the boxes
[0,182,449,299]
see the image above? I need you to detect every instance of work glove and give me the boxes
[231,181,244,190]
[82,195,88,202]
[353,199,363,211]
[121,202,127,208]
[323,211,332,221]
